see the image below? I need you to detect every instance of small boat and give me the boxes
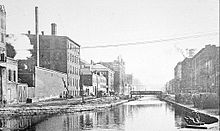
[185,124,207,129]
[184,116,207,129]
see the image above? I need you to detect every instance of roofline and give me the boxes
[24,34,80,47]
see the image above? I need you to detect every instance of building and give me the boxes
[124,74,133,95]
[91,63,114,94]
[174,62,182,93]
[18,24,81,99]
[181,58,193,93]
[99,56,125,95]
[5,57,18,103]
[165,79,176,94]
[171,44,219,94]
[0,5,6,104]
[0,6,20,104]
[174,58,193,93]
[80,67,107,96]
[191,45,219,93]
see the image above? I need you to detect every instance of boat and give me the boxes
[185,124,208,129]
[184,116,207,129]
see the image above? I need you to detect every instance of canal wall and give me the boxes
[159,96,219,124]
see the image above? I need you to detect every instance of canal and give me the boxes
[0,96,218,131]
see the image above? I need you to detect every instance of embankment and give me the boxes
[159,96,219,124]
[0,96,139,118]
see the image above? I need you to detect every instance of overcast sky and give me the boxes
[2,0,219,90]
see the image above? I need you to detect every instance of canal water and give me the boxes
[0,96,218,131]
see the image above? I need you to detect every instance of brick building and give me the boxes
[18,24,81,99]
[169,44,219,95]
[174,62,182,93]
[192,45,219,93]
[99,56,125,95]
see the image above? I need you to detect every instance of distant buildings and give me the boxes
[124,74,133,95]
[99,56,125,95]
[80,60,113,96]
[166,45,219,94]
[80,67,107,96]
[18,23,81,99]
[91,63,114,93]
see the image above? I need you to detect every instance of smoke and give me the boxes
[6,34,33,60]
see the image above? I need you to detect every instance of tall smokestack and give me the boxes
[35,6,39,67]
[51,23,57,35]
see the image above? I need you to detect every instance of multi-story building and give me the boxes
[181,58,193,93]
[165,79,176,94]
[174,62,182,93]
[80,67,107,96]
[171,44,219,94]
[99,56,125,95]
[91,63,114,93]
[191,45,219,93]
[18,23,81,99]
[0,5,6,104]
[5,57,18,103]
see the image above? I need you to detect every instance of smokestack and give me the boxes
[41,31,44,35]
[51,23,57,35]
[35,6,39,67]
[28,30,31,35]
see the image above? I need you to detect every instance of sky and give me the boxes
[1,0,219,91]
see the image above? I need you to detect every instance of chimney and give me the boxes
[41,31,44,35]
[28,30,31,35]
[51,23,57,35]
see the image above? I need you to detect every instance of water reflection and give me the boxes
[0,96,209,131]
[0,115,50,130]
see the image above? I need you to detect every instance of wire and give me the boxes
[82,32,219,49]
[11,32,219,51]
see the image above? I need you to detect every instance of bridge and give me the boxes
[130,91,162,96]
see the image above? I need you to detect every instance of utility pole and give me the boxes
[35,6,39,67]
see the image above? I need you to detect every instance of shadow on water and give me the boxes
[0,96,218,131]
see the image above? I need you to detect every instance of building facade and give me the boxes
[168,45,219,95]
[5,57,18,103]
[18,24,81,98]
[191,45,219,93]
[174,62,182,93]
[80,67,107,96]
[0,5,6,104]
[99,56,125,95]
[91,63,114,93]
[124,74,133,95]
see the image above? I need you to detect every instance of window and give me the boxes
[1,33,4,43]
[8,69,11,81]
[13,71,16,82]
[1,18,4,29]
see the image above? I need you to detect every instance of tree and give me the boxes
[6,42,16,58]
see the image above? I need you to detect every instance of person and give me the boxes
[192,111,201,123]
